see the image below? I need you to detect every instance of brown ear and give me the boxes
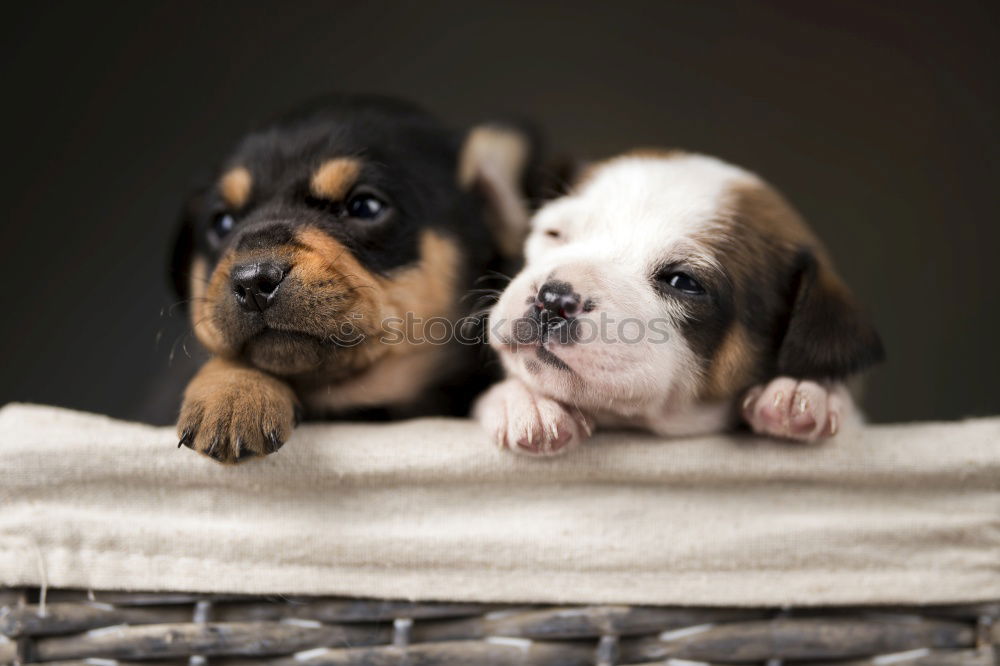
[458,123,541,259]
[777,249,884,379]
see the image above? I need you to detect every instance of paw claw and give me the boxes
[235,438,257,462]
[793,392,808,416]
[206,436,224,460]
[266,430,284,454]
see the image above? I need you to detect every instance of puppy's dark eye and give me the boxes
[211,213,236,239]
[661,271,705,295]
[346,194,386,220]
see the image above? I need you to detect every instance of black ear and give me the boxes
[776,250,885,379]
[168,190,204,302]
[458,122,543,259]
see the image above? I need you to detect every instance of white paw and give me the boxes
[474,379,593,456]
[742,377,848,442]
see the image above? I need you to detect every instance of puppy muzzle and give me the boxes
[511,280,587,345]
[231,260,290,312]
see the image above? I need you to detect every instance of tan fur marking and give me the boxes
[291,227,386,374]
[190,254,231,355]
[219,167,252,209]
[294,226,375,285]
[702,324,756,400]
[293,226,382,315]
[381,230,460,324]
[310,158,362,201]
[189,255,209,301]
[300,348,446,412]
[297,229,462,411]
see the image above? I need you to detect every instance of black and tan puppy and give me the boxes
[171,95,535,463]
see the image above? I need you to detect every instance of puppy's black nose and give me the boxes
[536,280,582,320]
[231,261,288,312]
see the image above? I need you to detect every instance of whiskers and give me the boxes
[159,296,209,319]
[167,331,194,364]
[461,287,502,305]
[152,293,210,365]
[474,269,514,287]
[458,270,514,339]
[464,269,512,308]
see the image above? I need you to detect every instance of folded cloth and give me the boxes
[0,403,997,606]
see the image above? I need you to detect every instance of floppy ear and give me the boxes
[458,123,542,259]
[776,249,885,379]
[169,219,194,301]
[168,190,204,302]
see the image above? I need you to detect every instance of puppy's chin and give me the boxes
[242,330,325,376]
[497,344,613,413]
[502,338,693,417]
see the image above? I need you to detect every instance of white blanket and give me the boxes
[0,403,997,606]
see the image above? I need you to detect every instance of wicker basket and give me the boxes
[1,588,996,665]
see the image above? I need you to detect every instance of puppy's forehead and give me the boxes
[572,154,760,237]
[227,108,456,185]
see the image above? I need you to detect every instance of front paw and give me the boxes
[474,379,593,457]
[177,363,299,464]
[741,377,846,442]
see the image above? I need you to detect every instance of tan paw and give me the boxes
[742,377,846,442]
[177,360,300,464]
[474,379,593,457]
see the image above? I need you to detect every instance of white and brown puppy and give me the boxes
[476,150,883,455]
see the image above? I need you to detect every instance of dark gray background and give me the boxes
[2,0,997,425]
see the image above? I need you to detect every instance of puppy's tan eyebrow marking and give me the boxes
[310,158,362,201]
[219,167,252,209]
